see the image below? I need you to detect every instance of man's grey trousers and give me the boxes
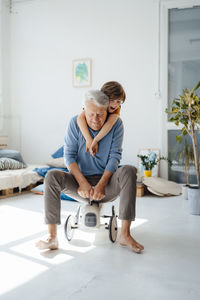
[44,165,137,224]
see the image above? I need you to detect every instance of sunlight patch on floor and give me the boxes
[58,227,97,253]
[117,217,148,229]
[0,205,46,245]
[10,239,74,265]
[0,252,48,296]
[0,204,81,246]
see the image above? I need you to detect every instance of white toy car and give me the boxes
[64,202,118,243]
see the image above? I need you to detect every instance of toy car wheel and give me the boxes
[109,215,118,243]
[64,215,75,241]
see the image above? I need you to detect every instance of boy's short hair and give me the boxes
[101,81,126,102]
[84,89,109,109]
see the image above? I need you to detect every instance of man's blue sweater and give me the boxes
[64,115,124,176]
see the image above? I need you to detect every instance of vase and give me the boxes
[182,185,189,200]
[144,170,152,177]
[188,186,200,215]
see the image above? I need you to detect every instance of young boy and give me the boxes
[77,81,126,156]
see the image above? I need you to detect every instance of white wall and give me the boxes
[0,0,12,137]
[8,0,163,167]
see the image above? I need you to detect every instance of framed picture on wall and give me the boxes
[72,58,92,87]
[137,148,160,177]
[0,136,8,149]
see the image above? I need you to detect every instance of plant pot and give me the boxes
[182,185,189,200]
[188,186,200,215]
[144,170,152,177]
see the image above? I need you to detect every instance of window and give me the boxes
[168,6,200,110]
[167,4,200,183]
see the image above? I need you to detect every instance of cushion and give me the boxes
[31,184,44,195]
[31,184,76,201]
[61,193,76,201]
[51,146,64,158]
[143,177,182,196]
[147,186,165,197]
[0,157,26,170]
[46,157,67,168]
[0,149,26,165]
[33,166,68,178]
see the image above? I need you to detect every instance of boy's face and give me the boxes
[85,101,107,131]
[108,98,123,113]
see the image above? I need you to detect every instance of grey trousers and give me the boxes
[44,165,137,224]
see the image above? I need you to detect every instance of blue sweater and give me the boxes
[64,115,124,176]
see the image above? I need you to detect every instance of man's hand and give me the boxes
[78,181,93,199]
[92,182,106,201]
[68,162,94,200]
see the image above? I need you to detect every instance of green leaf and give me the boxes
[175,120,179,126]
[191,80,200,94]
[181,127,188,135]
[176,135,183,143]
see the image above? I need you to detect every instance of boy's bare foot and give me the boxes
[35,236,58,250]
[119,235,144,253]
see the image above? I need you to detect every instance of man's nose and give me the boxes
[93,114,99,121]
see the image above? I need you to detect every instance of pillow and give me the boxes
[147,186,165,197]
[33,166,69,178]
[31,184,44,195]
[31,184,76,201]
[51,146,64,158]
[143,177,182,196]
[0,149,27,165]
[61,193,76,201]
[46,157,67,168]
[0,157,26,170]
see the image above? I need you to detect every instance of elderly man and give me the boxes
[36,90,144,253]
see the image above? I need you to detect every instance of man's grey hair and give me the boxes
[83,89,109,109]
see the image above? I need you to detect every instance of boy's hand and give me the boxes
[89,140,98,157]
[85,137,93,153]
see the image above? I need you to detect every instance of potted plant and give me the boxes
[177,138,194,199]
[137,153,172,177]
[166,81,200,214]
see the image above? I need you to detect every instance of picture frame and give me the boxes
[72,58,92,88]
[137,148,160,177]
[0,136,8,149]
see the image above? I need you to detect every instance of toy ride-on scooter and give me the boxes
[64,200,118,243]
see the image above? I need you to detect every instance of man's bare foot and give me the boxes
[119,235,144,253]
[35,236,58,250]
